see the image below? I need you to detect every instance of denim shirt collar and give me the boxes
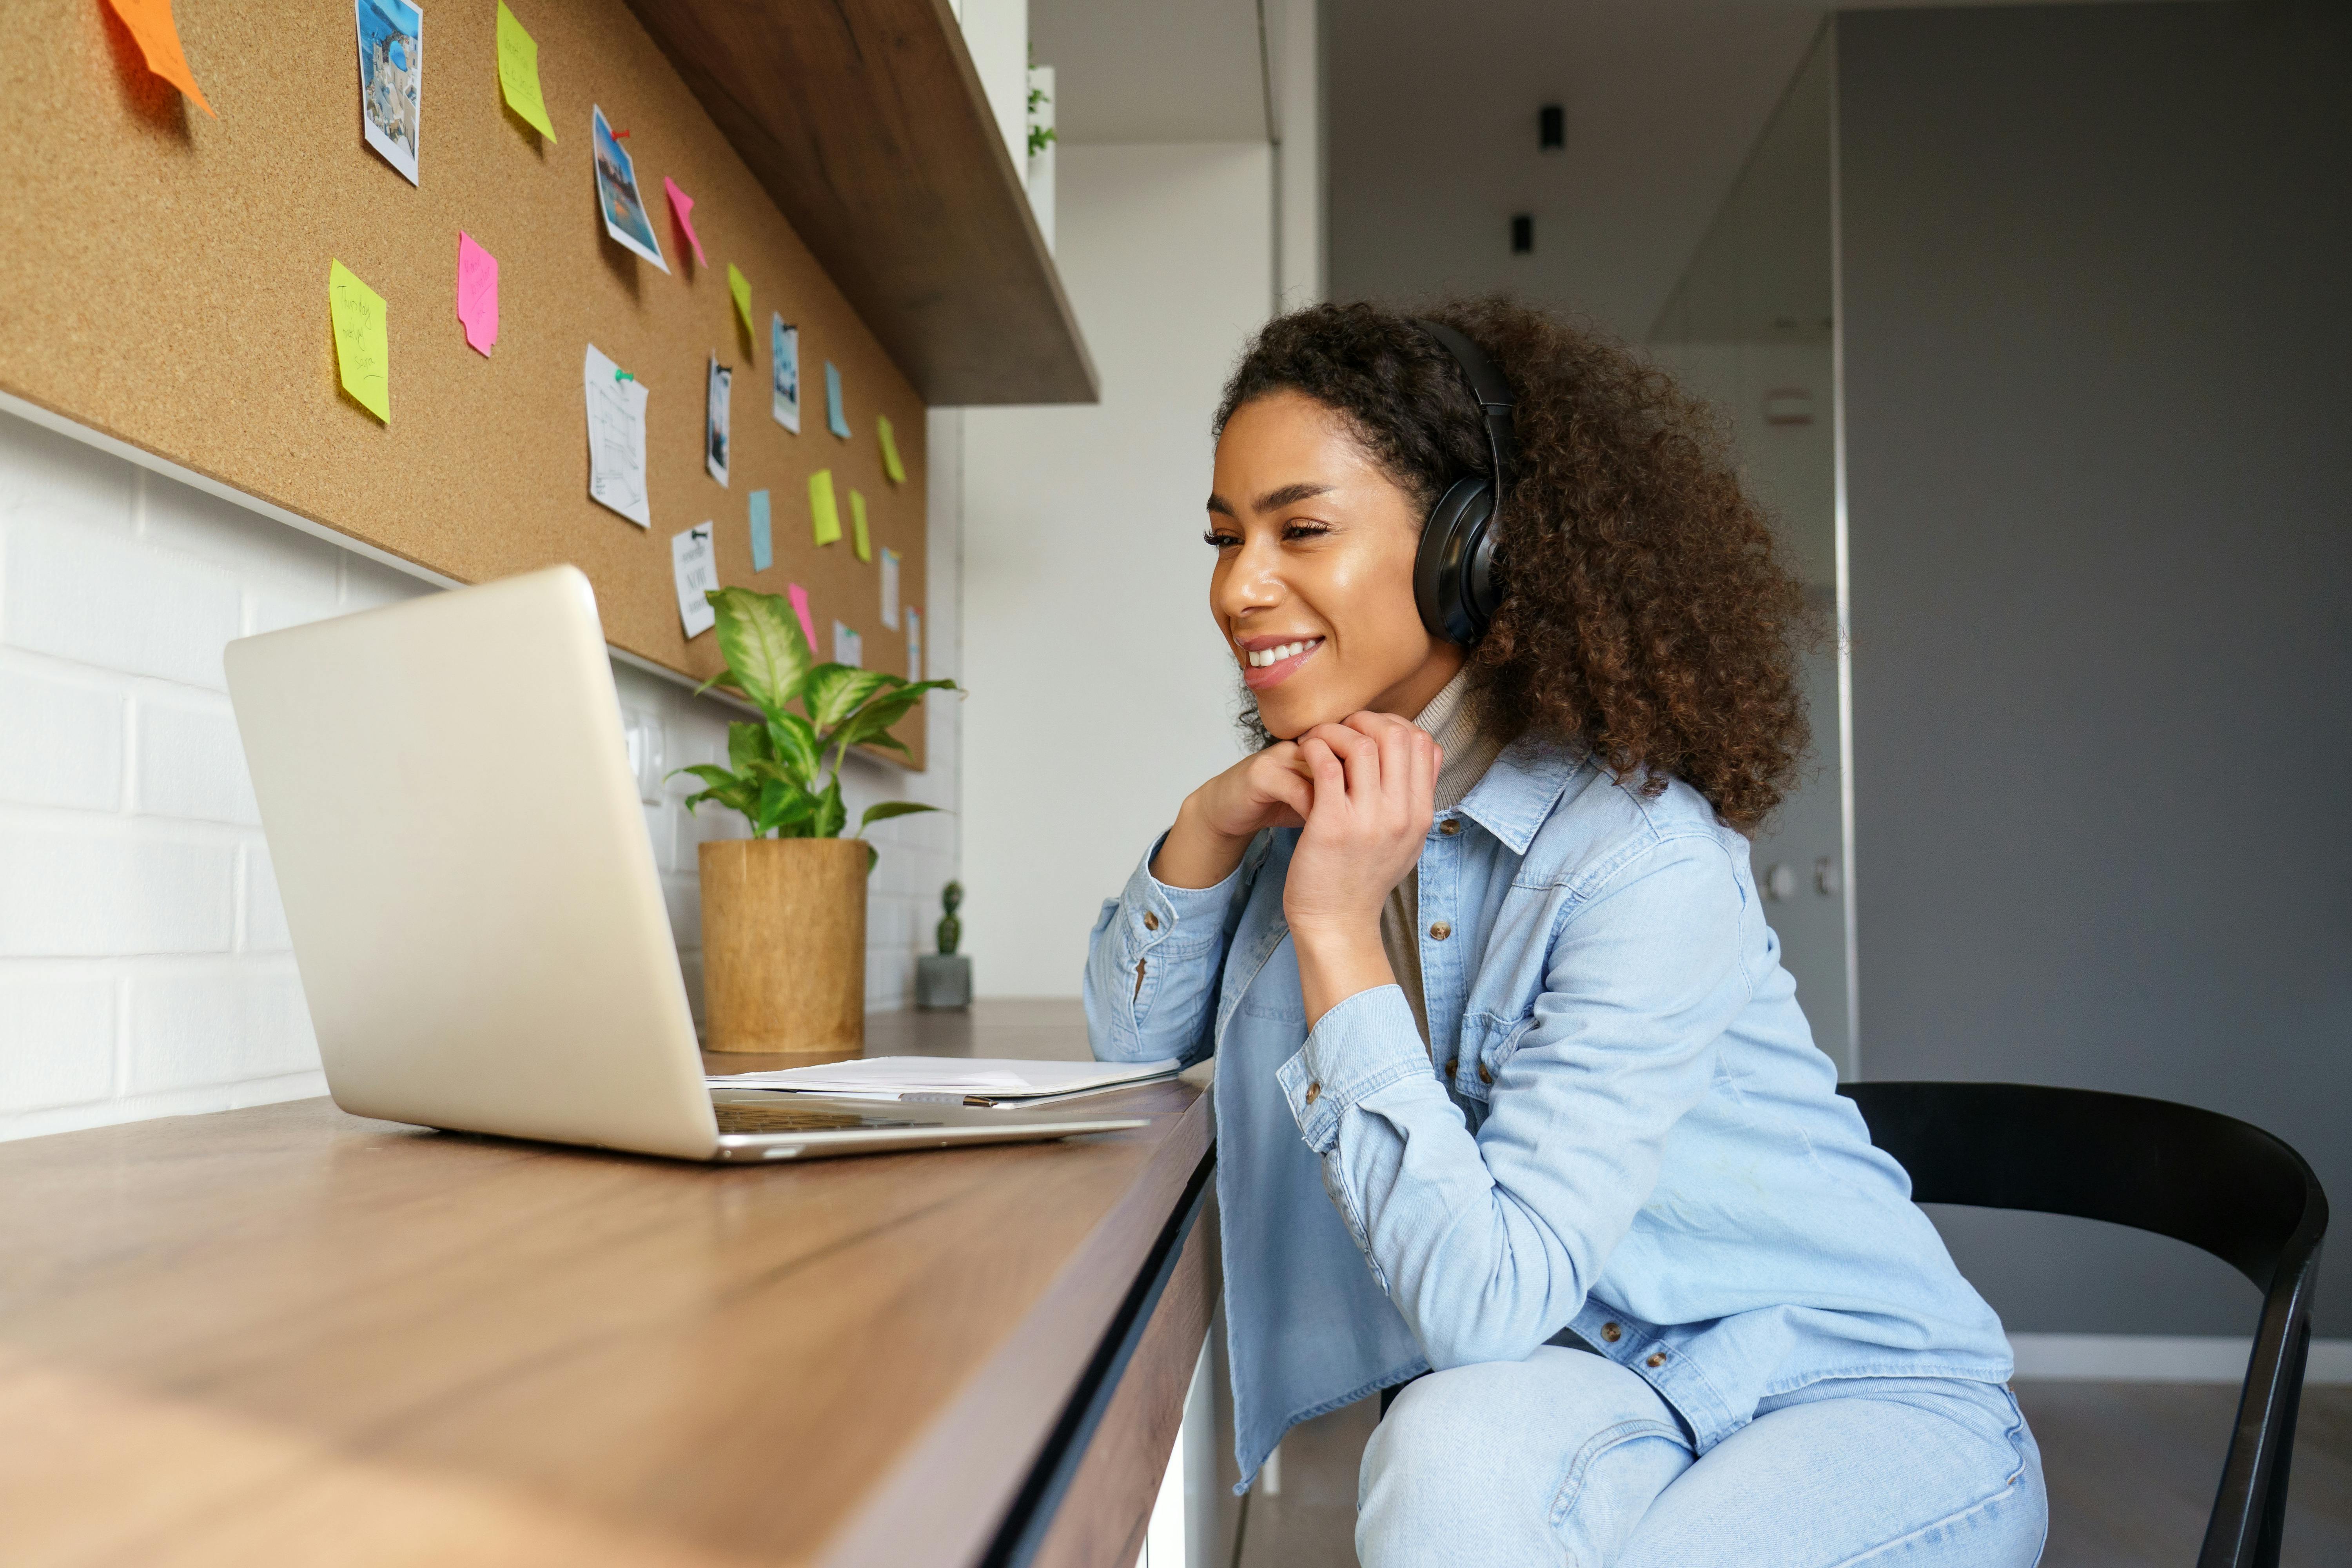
[1455,734,1585,853]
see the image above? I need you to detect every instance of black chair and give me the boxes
[1838,1082,2328,1568]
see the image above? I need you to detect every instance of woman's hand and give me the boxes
[1285,713,1439,1024]
[1151,743,1316,890]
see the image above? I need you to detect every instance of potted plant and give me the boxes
[673,586,956,1053]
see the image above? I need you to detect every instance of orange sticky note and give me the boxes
[106,0,215,117]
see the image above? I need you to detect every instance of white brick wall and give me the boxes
[0,405,962,1142]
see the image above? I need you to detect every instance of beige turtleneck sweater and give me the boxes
[1380,668,1504,1051]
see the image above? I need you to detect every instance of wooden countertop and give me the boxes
[0,1002,1210,1566]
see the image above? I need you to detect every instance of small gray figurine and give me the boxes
[916,881,972,1009]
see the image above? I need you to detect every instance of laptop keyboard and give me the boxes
[713,1101,947,1136]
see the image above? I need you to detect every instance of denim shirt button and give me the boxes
[1143,911,1160,931]
[1478,1062,1493,1085]
[1427,921,1452,941]
[1601,1322,1622,1343]
[1304,1081,1321,1106]
[1646,1352,1668,1368]
[1438,818,1462,836]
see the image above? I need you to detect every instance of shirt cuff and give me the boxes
[1118,831,1247,956]
[1276,985,1431,1153]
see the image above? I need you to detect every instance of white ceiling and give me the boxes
[1029,0,2176,341]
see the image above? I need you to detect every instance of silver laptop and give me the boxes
[223,565,1145,1162]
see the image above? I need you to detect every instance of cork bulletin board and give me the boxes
[0,0,932,766]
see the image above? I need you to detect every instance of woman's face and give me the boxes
[1207,390,1463,740]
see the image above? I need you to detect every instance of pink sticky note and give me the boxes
[456,231,499,356]
[787,583,817,652]
[664,177,707,269]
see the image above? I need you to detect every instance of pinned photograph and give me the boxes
[706,356,732,487]
[592,104,669,272]
[355,0,423,185]
[771,313,801,434]
[672,523,719,639]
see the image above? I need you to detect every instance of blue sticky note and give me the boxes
[749,488,773,570]
[825,360,850,439]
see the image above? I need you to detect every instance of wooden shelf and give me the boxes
[627,0,1099,407]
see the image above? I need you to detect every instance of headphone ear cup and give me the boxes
[1415,476,1497,646]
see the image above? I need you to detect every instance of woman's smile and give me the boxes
[1240,634,1325,686]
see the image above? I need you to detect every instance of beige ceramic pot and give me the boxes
[697,837,866,1054]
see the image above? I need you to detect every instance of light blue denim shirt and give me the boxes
[1086,737,2012,1490]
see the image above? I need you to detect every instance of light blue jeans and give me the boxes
[1359,1346,2046,1567]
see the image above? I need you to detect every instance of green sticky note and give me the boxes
[495,2,557,142]
[877,416,906,484]
[327,259,390,423]
[851,489,870,561]
[727,263,754,339]
[809,468,842,546]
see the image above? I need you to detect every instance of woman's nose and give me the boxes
[1216,536,1285,616]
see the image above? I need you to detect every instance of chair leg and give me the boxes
[2251,1320,2312,1568]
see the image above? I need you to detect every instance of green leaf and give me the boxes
[858,800,939,833]
[727,721,774,774]
[765,711,822,787]
[811,776,847,839]
[822,678,959,755]
[866,842,879,874]
[692,666,740,699]
[708,586,813,716]
[801,664,898,731]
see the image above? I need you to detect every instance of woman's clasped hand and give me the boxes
[1154,711,1439,1025]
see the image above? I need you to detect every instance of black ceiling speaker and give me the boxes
[1539,104,1564,152]
[1510,214,1533,254]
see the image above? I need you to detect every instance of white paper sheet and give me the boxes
[707,1056,1182,1103]
[584,344,650,527]
[671,522,719,637]
[880,546,900,630]
[833,619,862,668]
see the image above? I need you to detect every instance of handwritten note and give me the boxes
[495,2,555,140]
[877,416,906,484]
[880,547,900,630]
[809,469,842,547]
[850,490,871,562]
[906,607,923,681]
[832,620,863,670]
[672,523,720,639]
[106,0,215,117]
[584,343,651,527]
[788,583,817,652]
[663,178,706,268]
[327,260,390,423]
[825,361,850,439]
[749,488,773,571]
[456,231,498,356]
[727,263,755,341]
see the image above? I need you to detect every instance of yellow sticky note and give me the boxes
[107,0,215,117]
[727,264,755,339]
[877,416,906,485]
[809,469,842,546]
[327,260,390,423]
[495,2,557,141]
[851,490,871,561]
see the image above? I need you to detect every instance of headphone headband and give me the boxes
[1412,319,1516,486]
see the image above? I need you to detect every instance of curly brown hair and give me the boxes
[1213,296,1817,832]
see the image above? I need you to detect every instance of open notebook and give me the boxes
[705,1056,1185,1107]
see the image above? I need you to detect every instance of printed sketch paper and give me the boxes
[592,104,668,272]
[673,524,720,638]
[584,343,651,527]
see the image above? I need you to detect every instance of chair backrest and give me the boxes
[1836,1082,2327,1568]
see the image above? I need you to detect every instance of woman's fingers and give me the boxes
[1298,735,1347,814]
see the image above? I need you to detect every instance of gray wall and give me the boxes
[1840,2,2352,1338]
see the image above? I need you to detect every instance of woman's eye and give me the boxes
[1281,522,1332,542]
[1203,530,1240,548]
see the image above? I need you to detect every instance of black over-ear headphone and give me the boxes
[1410,320,1515,645]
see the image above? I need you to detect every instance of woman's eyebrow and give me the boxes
[1203,481,1336,519]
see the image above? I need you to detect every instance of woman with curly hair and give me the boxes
[1084,298,2043,1566]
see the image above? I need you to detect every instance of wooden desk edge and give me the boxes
[818,1087,1215,1568]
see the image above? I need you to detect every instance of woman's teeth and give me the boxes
[1247,639,1321,668]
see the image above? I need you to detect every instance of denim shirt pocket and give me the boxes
[1454,1009,1538,1108]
